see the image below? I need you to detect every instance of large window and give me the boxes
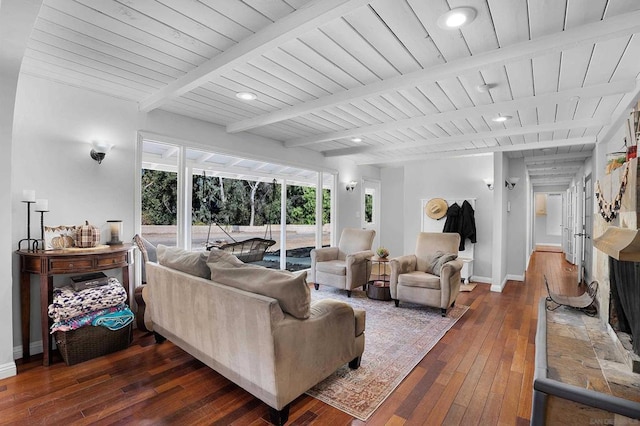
[139,139,334,271]
[140,141,179,247]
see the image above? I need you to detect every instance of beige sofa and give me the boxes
[146,248,365,425]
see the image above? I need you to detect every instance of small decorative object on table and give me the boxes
[106,220,123,245]
[376,246,389,258]
[44,225,76,250]
[18,189,39,251]
[76,221,100,248]
[70,272,109,291]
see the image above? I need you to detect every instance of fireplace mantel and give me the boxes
[593,226,640,262]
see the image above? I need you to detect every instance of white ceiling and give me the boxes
[20,0,640,187]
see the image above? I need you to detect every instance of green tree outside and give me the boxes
[142,170,330,226]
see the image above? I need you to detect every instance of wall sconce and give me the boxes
[90,141,113,164]
[505,177,520,190]
[483,178,494,190]
[346,181,358,192]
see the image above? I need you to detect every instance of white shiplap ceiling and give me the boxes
[20,0,640,187]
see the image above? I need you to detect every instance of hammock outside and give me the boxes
[207,236,276,263]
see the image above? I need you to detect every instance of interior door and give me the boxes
[362,178,380,250]
[575,178,585,284]
[581,174,593,284]
[564,186,576,264]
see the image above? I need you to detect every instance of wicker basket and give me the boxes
[54,324,132,366]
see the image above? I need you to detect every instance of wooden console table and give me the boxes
[17,244,133,366]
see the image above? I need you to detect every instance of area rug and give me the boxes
[460,283,477,292]
[306,287,468,421]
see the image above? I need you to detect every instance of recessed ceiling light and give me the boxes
[236,92,257,101]
[492,114,512,123]
[437,7,477,30]
[351,137,363,143]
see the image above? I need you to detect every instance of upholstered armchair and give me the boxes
[390,232,463,316]
[310,228,376,297]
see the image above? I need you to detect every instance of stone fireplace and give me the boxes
[593,155,640,373]
[594,226,640,372]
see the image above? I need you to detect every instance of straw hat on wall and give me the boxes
[425,198,448,220]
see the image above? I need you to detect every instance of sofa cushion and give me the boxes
[207,259,311,319]
[426,251,458,276]
[315,259,346,276]
[207,248,245,266]
[156,245,210,279]
[398,271,441,289]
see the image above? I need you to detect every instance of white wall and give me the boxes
[401,155,494,281]
[380,167,404,258]
[506,158,526,279]
[0,0,42,379]
[9,75,378,356]
[492,152,507,291]
[11,75,140,353]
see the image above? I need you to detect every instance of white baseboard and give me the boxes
[491,276,509,293]
[471,275,491,284]
[13,340,43,360]
[507,274,525,282]
[0,361,17,379]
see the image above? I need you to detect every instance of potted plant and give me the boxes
[376,246,389,258]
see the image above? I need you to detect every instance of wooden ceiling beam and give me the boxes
[528,170,579,177]
[285,80,634,148]
[323,120,603,157]
[526,162,585,170]
[524,151,593,164]
[352,136,596,165]
[530,177,573,184]
[139,0,371,112]
[227,11,640,133]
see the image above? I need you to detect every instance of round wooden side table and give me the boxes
[367,256,391,301]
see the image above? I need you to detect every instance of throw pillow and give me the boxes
[207,261,311,319]
[156,245,210,279]
[427,251,458,276]
[207,248,245,267]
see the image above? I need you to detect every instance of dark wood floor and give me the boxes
[1,250,581,425]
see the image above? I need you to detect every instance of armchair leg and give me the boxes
[349,356,361,369]
[154,332,166,344]
[441,308,447,317]
[394,299,399,307]
[451,300,456,308]
[347,290,352,298]
[268,405,290,425]
[314,283,319,290]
